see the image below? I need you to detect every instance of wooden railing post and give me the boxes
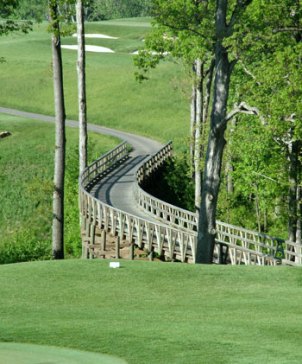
[116,236,120,259]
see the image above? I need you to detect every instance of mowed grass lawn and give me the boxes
[0,18,189,148]
[0,260,302,364]
[2,17,302,364]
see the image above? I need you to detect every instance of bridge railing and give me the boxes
[81,142,129,191]
[134,143,302,266]
[79,141,197,263]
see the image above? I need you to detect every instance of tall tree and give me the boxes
[228,0,302,244]
[134,2,214,213]
[138,0,255,263]
[48,0,67,259]
[76,0,88,175]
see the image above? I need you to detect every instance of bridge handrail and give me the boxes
[136,141,173,183]
[134,142,301,265]
[81,142,128,189]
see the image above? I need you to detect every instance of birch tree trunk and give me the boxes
[190,70,196,171]
[191,59,214,213]
[49,0,66,259]
[194,59,203,211]
[76,0,88,175]
[196,1,234,263]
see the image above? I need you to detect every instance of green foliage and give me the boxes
[47,0,76,37]
[218,118,288,235]
[0,0,32,35]
[0,115,119,263]
[0,229,51,264]
[0,0,19,18]
[161,153,194,211]
[223,0,302,238]
[17,0,48,22]
[87,0,151,21]
[143,152,194,211]
[134,0,215,80]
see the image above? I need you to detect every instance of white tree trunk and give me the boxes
[194,59,202,211]
[76,0,88,176]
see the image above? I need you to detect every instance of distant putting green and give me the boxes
[0,343,127,364]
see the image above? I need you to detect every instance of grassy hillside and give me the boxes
[0,114,119,261]
[0,18,191,262]
[0,19,189,148]
[0,260,302,363]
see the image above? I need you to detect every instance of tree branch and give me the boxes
[273,27,301,33]
[225,102,265,123]
[160,20,203,38]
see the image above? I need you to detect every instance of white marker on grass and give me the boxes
[109,262,120,268]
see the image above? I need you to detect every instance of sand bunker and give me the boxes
[72,33,118,39]
[62,45,115,53]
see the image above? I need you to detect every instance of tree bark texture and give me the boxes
[76,0,88,176]
[190,73,196,170]
[196,1,234,263]
[50,1,66,259]
[194,59,203,211]
[287,140,300,242]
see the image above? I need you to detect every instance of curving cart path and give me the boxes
[0,106,163,220]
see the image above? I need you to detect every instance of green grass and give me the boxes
[0,260,302,363]
[0,20,190,148]
[0,342,126,364]
[0,114,119,261]
[0,18,189,261]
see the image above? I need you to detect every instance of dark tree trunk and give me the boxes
[49,0,66,259]
[287,140,300,242]
[296,185,301,244]
[196,1,234,263]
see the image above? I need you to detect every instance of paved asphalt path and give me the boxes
[0,107,163,218]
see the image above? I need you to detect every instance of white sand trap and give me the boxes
[62,45,115,53]
[72,33,118,39]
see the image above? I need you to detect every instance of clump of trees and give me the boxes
[87,0,151,20]
[9,0,151,22]
[135,0,302,263]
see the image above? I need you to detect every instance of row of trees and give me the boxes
[7,0,151,22]
[1,0,87,259]
[135,0,302,263]
[49,0,88,259]
[87,0,151,20]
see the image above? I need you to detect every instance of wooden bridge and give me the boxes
[80,138,302,266]
[0,106,300,266]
